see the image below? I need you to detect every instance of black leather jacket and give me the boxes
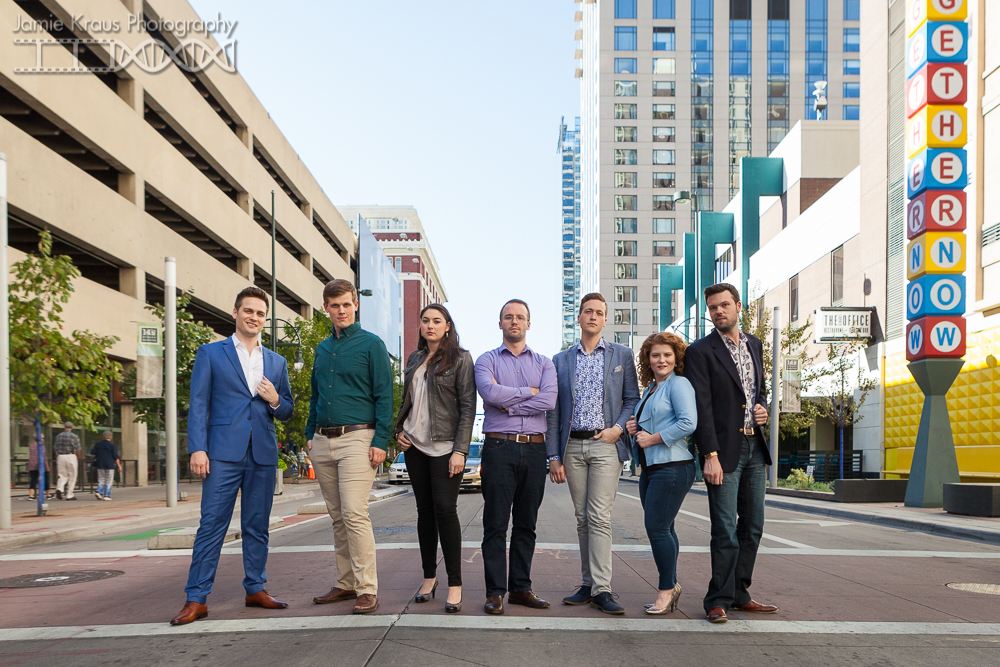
[394,348,476,455]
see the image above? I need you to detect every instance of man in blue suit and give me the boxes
[545,293,640,614]
[170,286,294,626]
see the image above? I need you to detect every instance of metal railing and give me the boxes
[777,451,863,482]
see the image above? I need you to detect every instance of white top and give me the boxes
[402,363,454,458]
[231,334,263,396]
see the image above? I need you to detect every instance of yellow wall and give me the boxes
[885,324,1000,481]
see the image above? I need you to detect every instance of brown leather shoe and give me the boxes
[353,593,379,614]
[169,601,208,626]
[507,590,550,609]
[245,590,288,609]
[731,600,778,614]
[313,587,358,604]
[706,607,728,623]
[484,594,504,615]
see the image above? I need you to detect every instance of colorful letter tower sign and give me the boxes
[904,0,969,362]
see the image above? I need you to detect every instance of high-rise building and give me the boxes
[559,117,583,349]
[576,0,860,347]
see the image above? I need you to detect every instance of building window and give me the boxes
[654,0,676,19]
[615,240,638,256]
[692,126,713,144]
[614,332,632,345]
[789,274,799,322]
[692,149,713,166]
[653,241,676,257]
[653,150,676,165]
[843,81,860,98]
[615,81,638,97]
[652,309,660,326]
[831,245,844,305]
[843,59,860,75]
[615,58,637,74]
[615,285,637,302]
[843,28,859,52]
[843,105,860,120]
[615,0,637,19]
[615,172,638,188]
[614,309,634,325]
[653,27,675,51]
[615,126,638,142]
[615,263,638,279]
[693,172,713,189]
[653,127,676,142]
[653,58,676,74]
[653,81,675,97]
[614,104,638,119]
[653,218,675,234]
[615,26,637,51]
[614,149,638,165]
[394,257,402,272]
[652,195,675,211]
[652,172,676,188]
[844,0,860,20]
[615,218,638,234]
[653,104,676,119]
[692,103,713,120]
[615,195,638,210]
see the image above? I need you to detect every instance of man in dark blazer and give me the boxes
[684,283,777,624]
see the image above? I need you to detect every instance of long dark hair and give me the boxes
[417,304,463,374]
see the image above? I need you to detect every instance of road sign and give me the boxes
[906,274,966,319]
[906,0,969,37]
[906,105,967,156]
[906,21,968,77]
[907,231,966,279]
[906,190,966,239]
[906,315,966,360]
[907,148,967,197]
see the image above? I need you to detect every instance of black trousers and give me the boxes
[481,437,547,597]
[29,470,49,491]
[406,446,464,587]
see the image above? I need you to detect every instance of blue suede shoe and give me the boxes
[590,591,625,615]
[562,585,593,605]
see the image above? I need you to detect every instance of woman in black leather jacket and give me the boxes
[395,304,476,613]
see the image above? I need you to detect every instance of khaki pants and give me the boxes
[565,437,621,595]
[56,454,78,499]
[311,430,379,595]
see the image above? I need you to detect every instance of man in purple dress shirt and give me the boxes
[475,299,558,615]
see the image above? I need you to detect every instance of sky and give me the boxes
[188,0,580,361]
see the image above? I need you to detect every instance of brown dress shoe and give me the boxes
[245,590,289,609]
[484,594,504,615]
[313,587,358,604]
[731,600,778,614]
[353,593,379,614]
[706,607,728,623]
[507,590,550,609]
[169,601,208,626]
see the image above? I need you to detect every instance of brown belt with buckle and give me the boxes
[742,426,756,436]
[318,424,375,438]
[484,432,545,444]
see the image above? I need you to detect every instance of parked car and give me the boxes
[461,443,483,491]
[388,452,409,485]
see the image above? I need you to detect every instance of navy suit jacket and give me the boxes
[187,338,294,467]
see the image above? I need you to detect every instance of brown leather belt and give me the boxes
[318,424,375,438]
[741,426,756,436]
[484,432,545,444]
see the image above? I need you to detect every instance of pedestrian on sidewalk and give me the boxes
[27,437,51,501]
[53,422,81,501]
[90,431,121,500]
[395,304,476,614]
[546,293,640,615]
[475,299,557,616]
[625,332,696,615]
[684,283,777,624]
[170,286,295,626]
[307,279,393,615]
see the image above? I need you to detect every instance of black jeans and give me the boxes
[481,437,547,597]
[406,446,464,586]
[29,470,50,492]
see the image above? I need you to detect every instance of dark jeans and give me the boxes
[704,435,767,612]
[405,446,464,587]
[29,470,50,492]
[481,437,547,597]
[638,461,695,590]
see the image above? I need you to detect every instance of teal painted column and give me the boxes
[738,157,784,303]
[904,359,964,508]
[658,265,684,331]
[696,212,734,338]
[682,232,696,330]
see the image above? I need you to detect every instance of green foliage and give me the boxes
[9,231,122,429]
[778,468,832,492]
[271,311,331,449]
[119,290,215,433]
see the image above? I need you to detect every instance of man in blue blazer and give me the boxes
[170,286,294,626]
[545,293,640,614]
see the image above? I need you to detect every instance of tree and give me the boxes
[9,231,122,441]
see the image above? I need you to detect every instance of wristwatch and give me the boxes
[705,452,719,459]
[547,455,561,463]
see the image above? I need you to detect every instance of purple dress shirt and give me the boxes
[475,343,558,435]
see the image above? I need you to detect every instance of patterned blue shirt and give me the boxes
[570,339,606,431]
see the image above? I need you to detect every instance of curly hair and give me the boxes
[637,331,687,387]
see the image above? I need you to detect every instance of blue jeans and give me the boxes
[96,469,115,497]
[638,461,695,590]
[703,435,767,611]
[481,437,547,597]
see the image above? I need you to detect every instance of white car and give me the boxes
[388,452,409,484]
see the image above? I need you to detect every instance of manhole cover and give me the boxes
[0,570,124,589]
[946,583,1000,595]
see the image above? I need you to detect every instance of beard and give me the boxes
[713,315,737,333]
[503,329,526,344]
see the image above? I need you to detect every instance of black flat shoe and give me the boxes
[445,595,462,614]
[415,579,438,603]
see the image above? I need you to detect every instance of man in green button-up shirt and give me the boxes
[307,279,393,614]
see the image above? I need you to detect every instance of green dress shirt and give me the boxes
[306,321,394,450]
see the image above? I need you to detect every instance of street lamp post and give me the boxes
[270,190,277,352]
[0,153,10,530]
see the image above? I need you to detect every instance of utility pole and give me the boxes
[165,257,177,507]
[0,153,10,530]
[769,306,780,488]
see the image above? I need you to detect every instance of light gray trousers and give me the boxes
[564,437,622,595]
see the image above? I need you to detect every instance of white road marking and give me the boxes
[2,615,1000,641]
[617,492,816,549]
[765,520,854,527]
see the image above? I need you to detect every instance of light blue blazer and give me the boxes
[631,373,696,466]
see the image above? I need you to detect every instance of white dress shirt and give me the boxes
[232,334,264,396]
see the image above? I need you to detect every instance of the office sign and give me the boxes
[814,307,880,344]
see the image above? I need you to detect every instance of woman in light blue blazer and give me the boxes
[625,331,696,615]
